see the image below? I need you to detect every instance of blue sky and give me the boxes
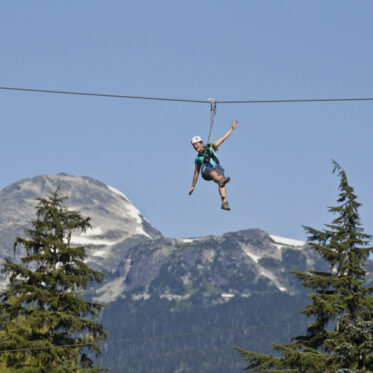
[1,1,373,241]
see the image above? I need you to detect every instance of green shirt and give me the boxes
[194,144,219,168]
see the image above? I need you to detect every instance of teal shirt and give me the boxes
[194,144,219,168]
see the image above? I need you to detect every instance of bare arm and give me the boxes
[189,163,201,195]
[215,120,238,148]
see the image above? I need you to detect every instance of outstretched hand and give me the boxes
[232,120,239,129]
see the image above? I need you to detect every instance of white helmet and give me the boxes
[191,135,203,144]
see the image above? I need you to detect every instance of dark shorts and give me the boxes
[202,165,224,181]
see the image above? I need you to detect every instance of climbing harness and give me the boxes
[198,147,221,168]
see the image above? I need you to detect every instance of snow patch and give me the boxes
[107,185,129,200]
[70,235,117,246]
[107,185,151,238]
[132,293,150,301]
[122,206,151,238]
[94,276,126,303]
[221,293,235,298]
[180,238,194,243]
[82,227,103,236]
[270,234,305,247]
[274,244,283,251]
[123,204,141,224]
[245,251,261,263]
[160,293,191,301]
[92,250,107,257]
[259,270,288,293]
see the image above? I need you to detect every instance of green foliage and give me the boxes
[236,161,373,372]
[0,188,108,372]
[325,314,373,372]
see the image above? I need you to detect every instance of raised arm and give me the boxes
[215,120,239,148]
[189,163,201,195]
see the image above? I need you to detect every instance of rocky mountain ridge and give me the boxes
[94,229,317,304]
[0,173,318,301]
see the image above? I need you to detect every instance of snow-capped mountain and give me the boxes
[0,174,325,300]
[95,227,323,303]
[0,174,162,272]
[0,174,320,294]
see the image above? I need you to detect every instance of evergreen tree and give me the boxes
[325,314,373,372]
[236,161,373,372]
[0,188,108,372]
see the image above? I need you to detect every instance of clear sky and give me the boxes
[1,1,373,242]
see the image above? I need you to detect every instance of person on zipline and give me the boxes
[189,120,238,211]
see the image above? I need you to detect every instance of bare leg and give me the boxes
[209,170,224,183]
[218,184,227,203]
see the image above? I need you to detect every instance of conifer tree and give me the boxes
[0,188,108,372]
[236,161,373,372]
[325,314,373,371]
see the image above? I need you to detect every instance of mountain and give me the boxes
[0,174,318,298]
[0,173,161,275]
[93,230,320,304]
[1,174,372,372]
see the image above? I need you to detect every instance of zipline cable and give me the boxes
[218,97,373,104]
[1,86,373,105]
[0,320,308,353]
[0,86,208,104]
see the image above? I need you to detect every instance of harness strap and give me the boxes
[207,98,217,150]
[198,147,221,168]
